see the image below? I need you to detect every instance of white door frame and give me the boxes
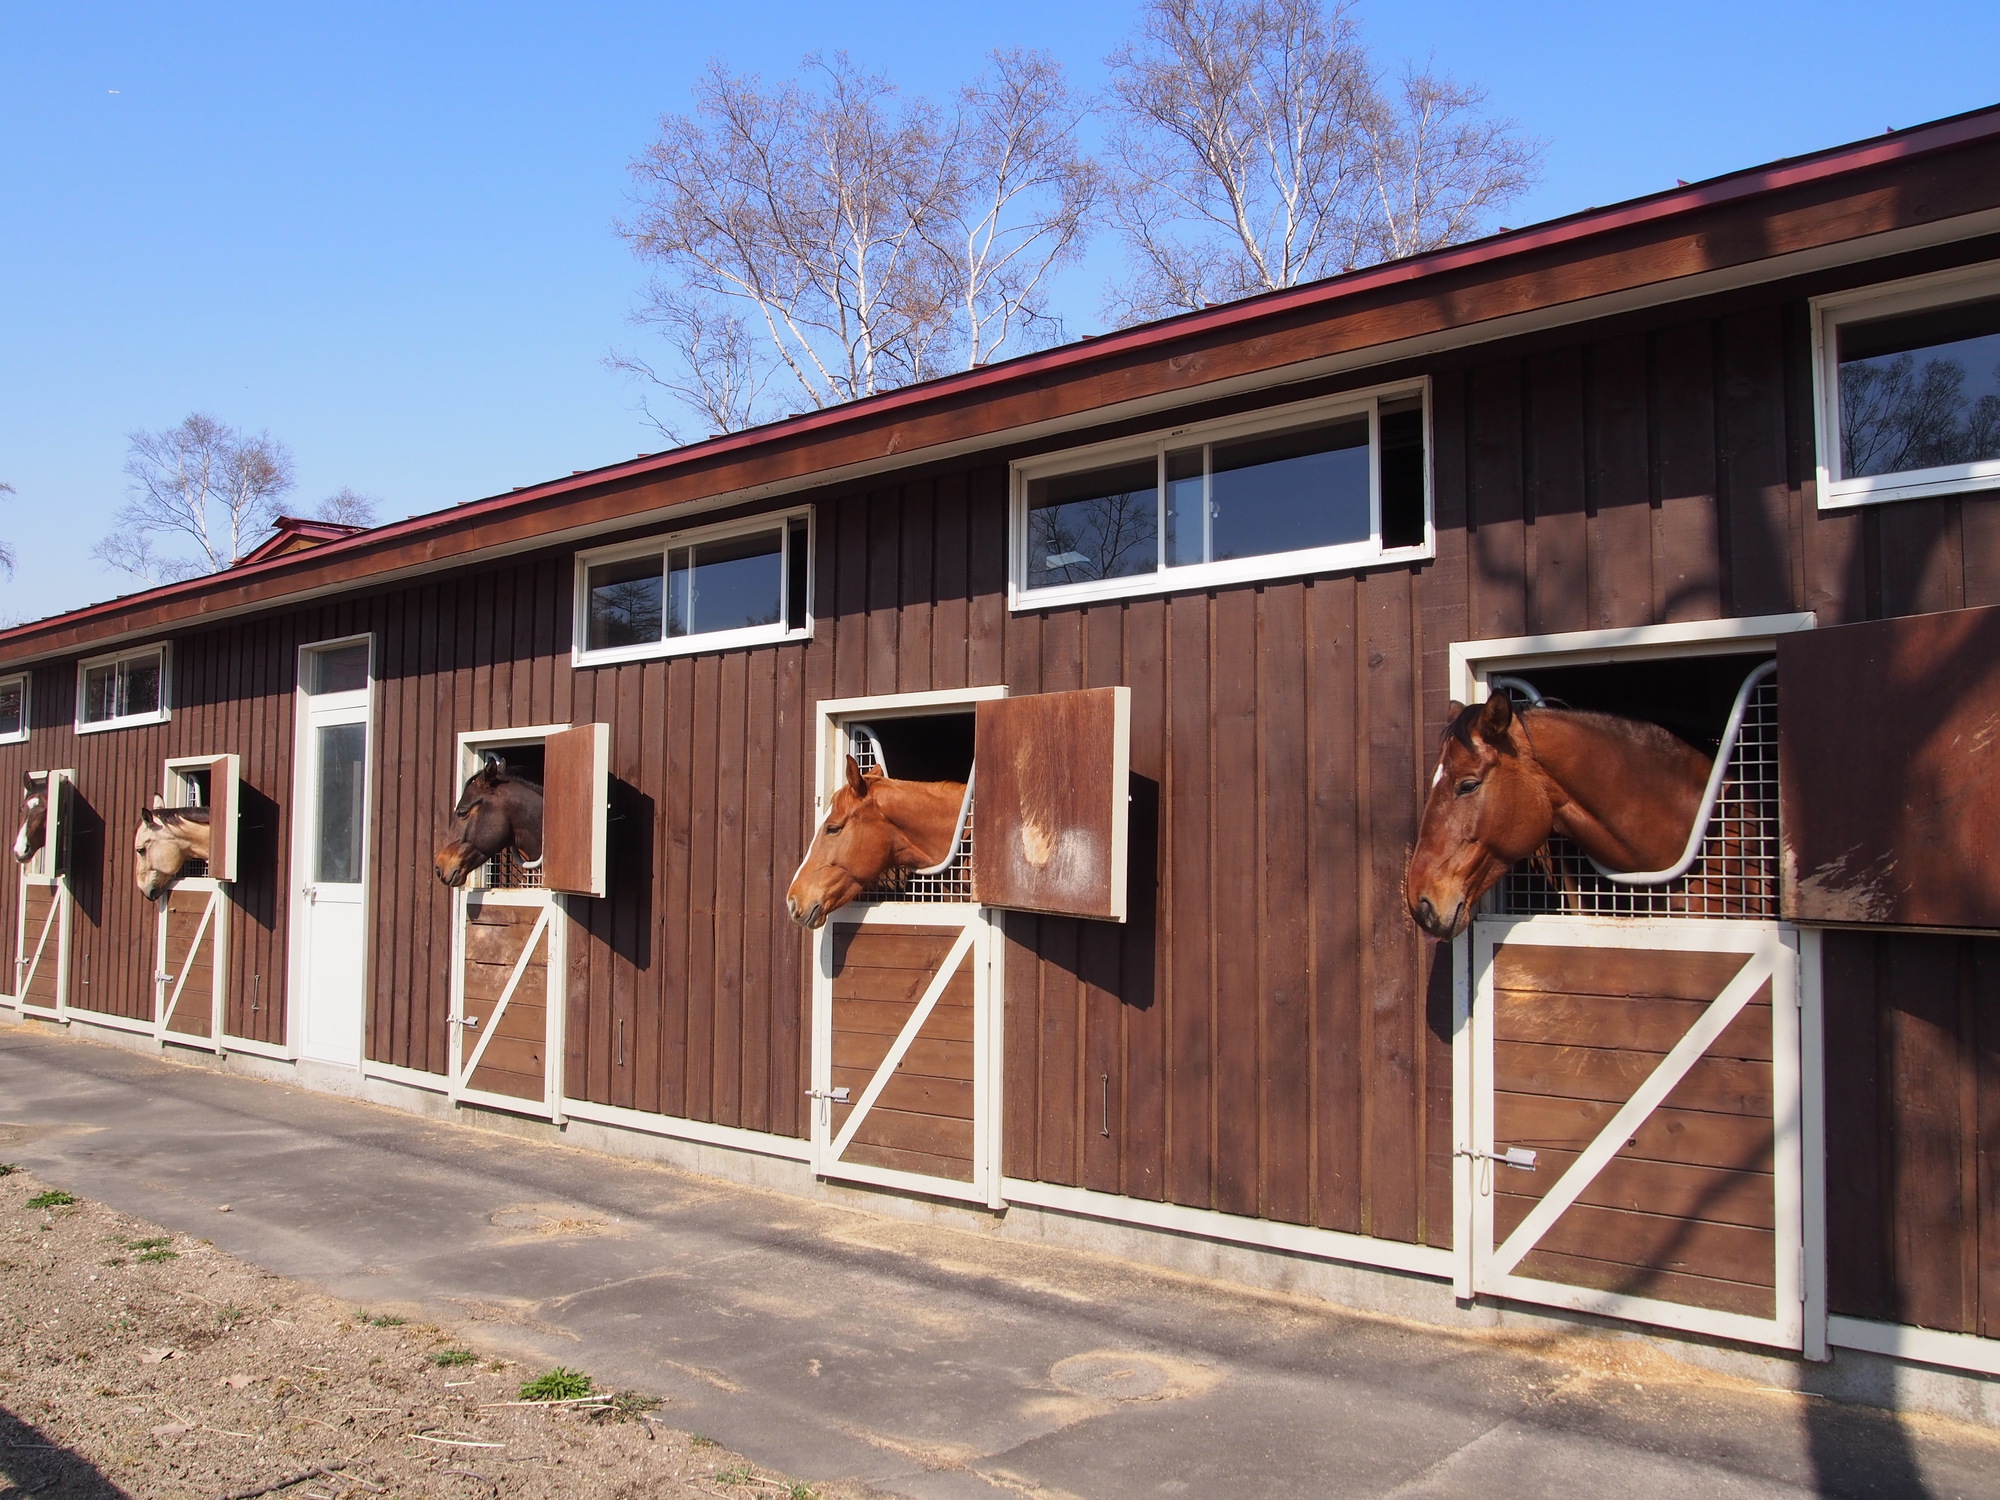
[14,768,73,1021]
[1459,914,1822,1354]
[287,635,375,1067]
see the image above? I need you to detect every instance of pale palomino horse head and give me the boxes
[135,795,213,900]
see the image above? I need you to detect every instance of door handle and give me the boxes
[451,1015,480,1029]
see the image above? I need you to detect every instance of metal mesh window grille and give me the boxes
[847,725,975,904]
[1488,668,1779,919]
[481,848,544,891]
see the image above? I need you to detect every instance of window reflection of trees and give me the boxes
[1840,350,2000,478]
[590,576,663,646]
[1028,491,1158,585]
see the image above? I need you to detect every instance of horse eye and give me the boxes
[1455,777,1481,797]
[823,821,844,836]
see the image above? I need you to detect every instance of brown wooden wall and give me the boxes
[7,241,2000,1274]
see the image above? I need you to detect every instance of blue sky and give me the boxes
[3,1,1997,624]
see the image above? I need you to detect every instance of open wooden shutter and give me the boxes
[971,687,1130,921]
[1779,604,2000,928]
[203,754,241,882]
[43,770,72,881]
[541,723,609,897]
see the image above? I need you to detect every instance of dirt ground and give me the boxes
[0,1166,871,1500]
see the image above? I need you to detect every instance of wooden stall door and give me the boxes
[813,913,994,1204]
[155,885,225,1047]
[1470,918,1804,1349]
[452,893,558,1114]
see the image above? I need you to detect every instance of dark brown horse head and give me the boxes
[785,757,963,929]
[134,797,212,900]
[1406,695,1553,940]
[13,772,48,865]
[435,758,544,888]
[1405,693,1715,941]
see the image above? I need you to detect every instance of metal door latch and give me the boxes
[804,1087,851,1103]
[154,972,174,984]
[451,1015,480,1029]
[1457,1146,1538,1170]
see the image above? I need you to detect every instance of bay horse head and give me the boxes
[1405,694,1712,941]
[435,757,544,888]
[785,756,965,929]
[13,772,48,865]
[134,796,212,900]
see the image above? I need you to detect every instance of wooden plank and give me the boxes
[1165,591,1212,1209]
[832,1031,973,1082]
[542,723,606,897]
[930,469,970,690]
[770,637,807,1138]
[1258,582,1311,1225]
[1974,936,2000,1342]
[831,926,958,972]
[1493,945,1748,1002]
[1820,930,1893,1321]
[973,686,1129,921]
[686,652,721,1122]
[830,1065,975,1120]
[1495,1092,1775,1173]
[1584,335,1654,630]
[1494,1038,1774,1116]
[1208,584,1260,1219]
[1496,992,1773,1061]
[833,963,974,1005]
[1526,347,1590,636]
[739,646,776,1132]
[1120,591,1168,1203]
[1080,599,1125,1196]
[1524,1198,1776,1290]
[1496,1149,1775,1230]
[660,652,695,1117]
[1716,307,1794,619]
[711,648,749,1127]
[1310,575,1362,1234]
[835,997,975,1041]
[1468,359,1527,639]
[846,1105,976,1162]
[839,1141,975,1182]
[1650,322,1722,623]
[464,957,547,1005]
[1515,1248,1776,1319]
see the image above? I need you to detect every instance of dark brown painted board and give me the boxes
[542,722,607,897]
[205,754,240,882]
[462,898,548,1102]
[160,887,216,1038]
[1780,604,2000,928]
[17,882,61,1007]
[973,687,1130,921]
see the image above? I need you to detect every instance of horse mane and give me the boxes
[481,764,543,793]
[162,807,211,827]
[1451,700,1703,762]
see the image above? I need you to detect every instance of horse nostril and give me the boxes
[1415,897,1436,925]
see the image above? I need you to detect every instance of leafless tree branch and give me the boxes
[312,487,381,528]
[93,413,296,584]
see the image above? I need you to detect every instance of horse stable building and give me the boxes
[6,106,2000,1420]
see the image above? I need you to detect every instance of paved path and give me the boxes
[2,1025,1992,1499]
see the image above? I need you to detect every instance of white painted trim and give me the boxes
[154,884,223,1050]
[813,687,1007,822]
[1810,257,2000,511]
[1008,381,1433,612]
[11,205,2000,674]
[1827,1316,2000,1377]
[1000,1178,1455,1279]
[73,641,171,734]
[557,1096,813,1161]
[451,890,564,1121]
[1798,927,1830,1362]
[1447,613,1817,702]
[571,505,812,667]
[65,1006,155,1038]
[0,670,27,744]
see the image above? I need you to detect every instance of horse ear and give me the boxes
[21,771,35,794]
[1477,692,1514,744]
[477,757,504,786]
[845,755,869,798]
[1442,701,1465,738]
[151,792,165,808]
[140,806,159,828]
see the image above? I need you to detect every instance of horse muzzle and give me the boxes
[1410,893,1468,941]
[434,845,481,888]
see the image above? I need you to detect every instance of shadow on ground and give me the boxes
[0,1403,129,1500]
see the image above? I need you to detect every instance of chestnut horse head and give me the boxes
[134,797,212,900]
[13,772,48,865]
[435,757,544,888]
[785,756,965,929]
[1405,694,1713,941]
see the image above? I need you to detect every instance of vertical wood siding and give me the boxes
[5,281,1999,1276]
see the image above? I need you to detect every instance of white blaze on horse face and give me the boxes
[1429,757,1446,791]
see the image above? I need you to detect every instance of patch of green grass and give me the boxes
[712,1463,755,1486]
[102,1257,126,1268]
[217,1304,249,1327]
[124,1236,172,1251]
[0,1163,20,1177]
[429,1348,477,1368]
[789,1485,819,1500]
[518,1367,594,1402]
[136,1248,179,1264]
[353,1310,407,1328]
[690,1434,717,1448]
[26,1190,75,1209]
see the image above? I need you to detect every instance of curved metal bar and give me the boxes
[1585,658,1777,886]
[1488,674,1546,706]
[847,723,887,773]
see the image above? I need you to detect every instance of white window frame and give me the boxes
[1811,259,2000,510]
[571,507,813,667]
[74,642,171,734]
[0,672,27,745]
[1009,380,1432,611]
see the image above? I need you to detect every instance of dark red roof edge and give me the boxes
[234,516,369,567]
[9,100,2000,648]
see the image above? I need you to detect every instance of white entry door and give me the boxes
[291,639,373,1067]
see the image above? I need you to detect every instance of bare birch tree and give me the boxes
[1104,0,1540,321]
[0,481,15,577]
[617,49,1097,438]
[93,413,297,583]
[313,487,381,528]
